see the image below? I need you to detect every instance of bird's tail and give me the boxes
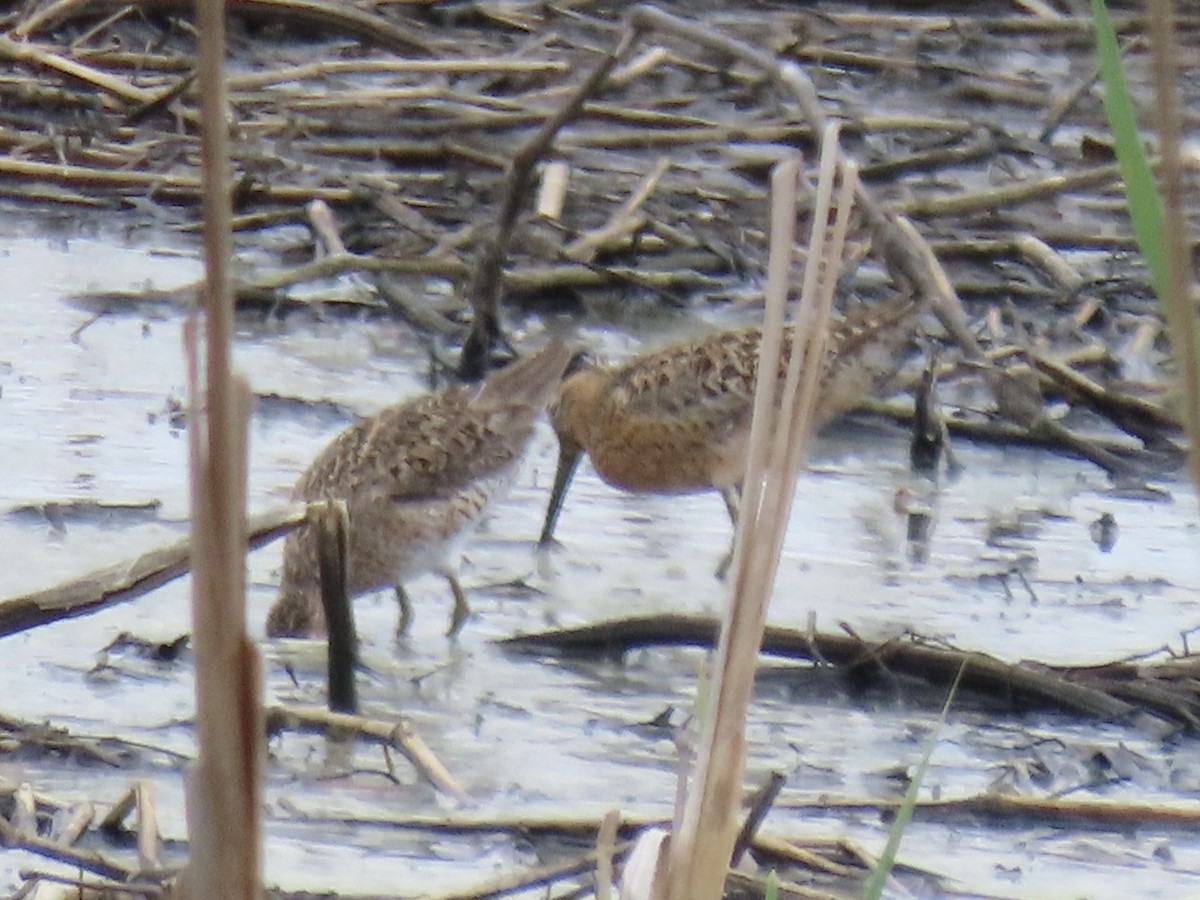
[474,336,573,410]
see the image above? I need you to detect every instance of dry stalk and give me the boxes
[15,0,435,54]
[536,160,570,221]
[1145,0,1200,495]
[622,3,979,370]
[595,808,621,900]
[459,25,634,379]
[0,34,156,105]
[176,0,263,896]
[663,124,855,900]
[306,199,347,256]
[269,706,469,803]
[898,162,1124,218]
[564,157,671,263]
[226,57,565,91]
[135,780,161,873]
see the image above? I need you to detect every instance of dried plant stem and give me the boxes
[624,4,977,361]
[0,34,157,105]
[459,25,634,378]
[178,0,263,896]
[666,126,854,900]
[15,0,434,54]
[899,162,1125,217]
[1145,0,1200,495]
[269,706,469,803]
[0,156,359,204]
[595,809,620,900]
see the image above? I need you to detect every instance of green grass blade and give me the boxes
[861,661,967,900]
[1091,0,1168,301]
[764,869,779,900]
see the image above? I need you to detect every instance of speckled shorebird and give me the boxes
[267,337,572,639]
[538,297,920,560]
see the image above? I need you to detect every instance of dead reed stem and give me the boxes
[178,0,264,896]
[665,125,854,900]
[459,24,633,379]
[626,4,974,351]
[1145,0,1200,496]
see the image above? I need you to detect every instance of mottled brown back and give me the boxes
[606,294,918,438]
[267,337,572,637]
[295,337,572,507]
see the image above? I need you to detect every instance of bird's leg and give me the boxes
[394,585,413,636]
[714,484,742,579]
[446,575,471,637]
[538,438,583,546]
[721,485,740,524]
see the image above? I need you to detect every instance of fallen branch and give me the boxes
[0,504,305,638]
[499,614,1183,735]
[267,705,470,804]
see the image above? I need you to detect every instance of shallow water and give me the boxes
[3,215,1200,898]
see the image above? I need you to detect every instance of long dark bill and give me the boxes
[538,439,583,545]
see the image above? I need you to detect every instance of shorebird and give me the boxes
[537,296,920,564]
[267,337,572,639]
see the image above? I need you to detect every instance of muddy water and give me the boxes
[4,217,1200,898]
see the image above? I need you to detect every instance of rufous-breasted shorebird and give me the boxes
[538,296,920,564]
[267,337,572,639]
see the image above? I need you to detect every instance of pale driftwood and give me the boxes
[0,812,138,882]
[1026,349,1183,439]
[55,801,94,846]
[100,785,138,834]
[0,504,305,638]
[536,160,570,221]
[269,705,470,804]
[563,157,670,262]
[263,799,1200,841]
[136,779,161,873]
[595,809,620,900]
[306,199,348,256]
[858,397,1153,459]
[782,794,1200,828]
[12,783,37,837]
[68,248,729,315]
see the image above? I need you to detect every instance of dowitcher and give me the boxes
[267,337,572,639]
[538,297,920,559]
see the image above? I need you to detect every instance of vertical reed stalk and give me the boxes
[1144,0,1200,495]
[178,0,263,895]
[664,125,855,900]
